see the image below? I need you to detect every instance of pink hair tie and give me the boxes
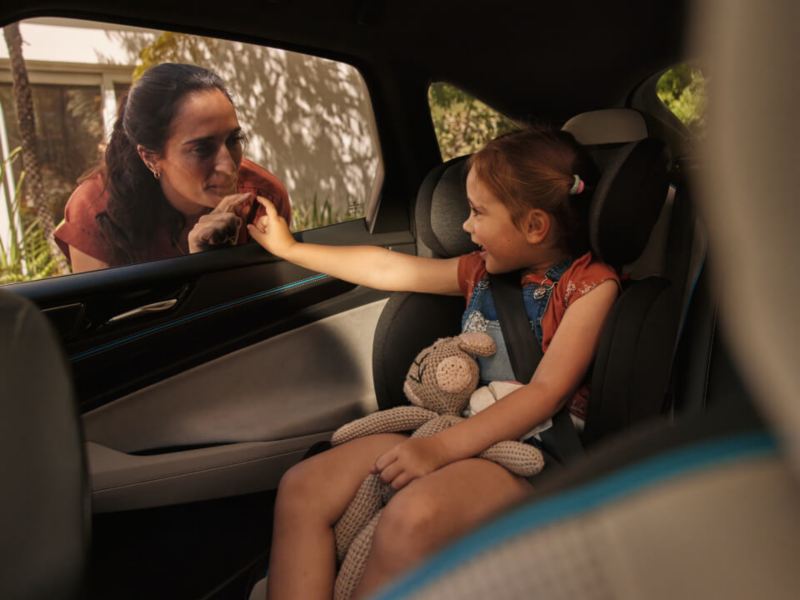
[569,174,585,195]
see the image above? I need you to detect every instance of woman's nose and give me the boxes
[215,145,238,175]
[462,215,472,233]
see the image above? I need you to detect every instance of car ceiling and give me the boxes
[2,0,689,122]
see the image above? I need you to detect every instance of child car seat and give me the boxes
[373,110,679,453]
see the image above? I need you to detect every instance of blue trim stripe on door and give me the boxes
[71,273,329,362]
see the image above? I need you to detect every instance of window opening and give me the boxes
[428,82,518,162]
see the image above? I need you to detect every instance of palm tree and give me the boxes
[3,22,69,273]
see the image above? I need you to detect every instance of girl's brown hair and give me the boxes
[468,127,598,256]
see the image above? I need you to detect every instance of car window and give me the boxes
[656,63,707,137]
[0,17,382,281]
[428,82,518,162]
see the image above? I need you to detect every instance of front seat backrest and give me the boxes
[0,290,89,600]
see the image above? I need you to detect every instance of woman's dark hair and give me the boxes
[96,63,232,265]
[468,127,598,257]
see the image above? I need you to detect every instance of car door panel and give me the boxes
[83,298,387,452]
[69,262,356,411]
[87,435,328,513]
[83,297,387,511]
[5,218,413,512]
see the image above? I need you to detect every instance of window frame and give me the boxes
[0,16,389,284]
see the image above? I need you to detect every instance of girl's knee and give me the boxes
[372,490,443,564]
[275,460,319,512]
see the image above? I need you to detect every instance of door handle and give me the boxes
[107,299,178,324]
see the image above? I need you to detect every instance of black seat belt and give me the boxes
[489,271,584,464]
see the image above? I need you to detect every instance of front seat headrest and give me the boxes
[0,291,88,600]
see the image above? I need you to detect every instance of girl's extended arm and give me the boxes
[374,279,619,489]
[247,197,461,295]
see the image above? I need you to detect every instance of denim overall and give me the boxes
[461,260,572,385]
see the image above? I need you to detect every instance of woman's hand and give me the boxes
[188,192,253,253]
[373,436,455,490]
[246,196,297,259]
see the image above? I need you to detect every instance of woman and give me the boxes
[54,63,291,272]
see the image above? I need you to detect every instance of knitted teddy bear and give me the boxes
[330,331,545,600]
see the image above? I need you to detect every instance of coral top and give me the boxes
[53,159,290,266]
[457,251,620,421]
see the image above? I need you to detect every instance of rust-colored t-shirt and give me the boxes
[53,159,291,266]
[457,251,620,421]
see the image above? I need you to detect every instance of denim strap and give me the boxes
[529,258,572,346]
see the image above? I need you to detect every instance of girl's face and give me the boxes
[152,89,245,217]
[463,168,539,274]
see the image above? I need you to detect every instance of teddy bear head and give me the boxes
[402,331,496,416]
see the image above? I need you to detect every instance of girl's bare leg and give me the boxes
[266,433,407,600]
[353,458,532,599]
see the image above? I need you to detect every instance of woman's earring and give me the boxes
[152,169,160,180]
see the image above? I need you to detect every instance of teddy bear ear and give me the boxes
[457,331,496,357]
[436,356,475,394]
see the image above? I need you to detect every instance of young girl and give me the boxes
[248,128,620,599]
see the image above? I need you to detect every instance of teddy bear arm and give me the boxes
[331,406,439,445]
[479,440,545,477]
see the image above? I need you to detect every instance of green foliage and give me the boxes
[0,148,63,284]
[134,31,223,81]
[428,83,519,161]
[657,64,707,136]
[291,194,342,232]
[0,213,61,284]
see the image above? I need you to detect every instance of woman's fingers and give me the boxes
[216,192,253,215]
[190,213,241,250]
[210,218,240,245]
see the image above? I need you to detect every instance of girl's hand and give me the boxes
[373,436,454,490]
[247,196,296,259]
[188,192,253,253]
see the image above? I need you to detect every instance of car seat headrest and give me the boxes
[563,108,670,267]
[415,156,474,258]
[588,138,670,267]
[562,108,648,145]
[415,110,669,267]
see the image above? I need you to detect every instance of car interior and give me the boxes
[1,1,797,599]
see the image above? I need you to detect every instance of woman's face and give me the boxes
[152,88,245,217]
